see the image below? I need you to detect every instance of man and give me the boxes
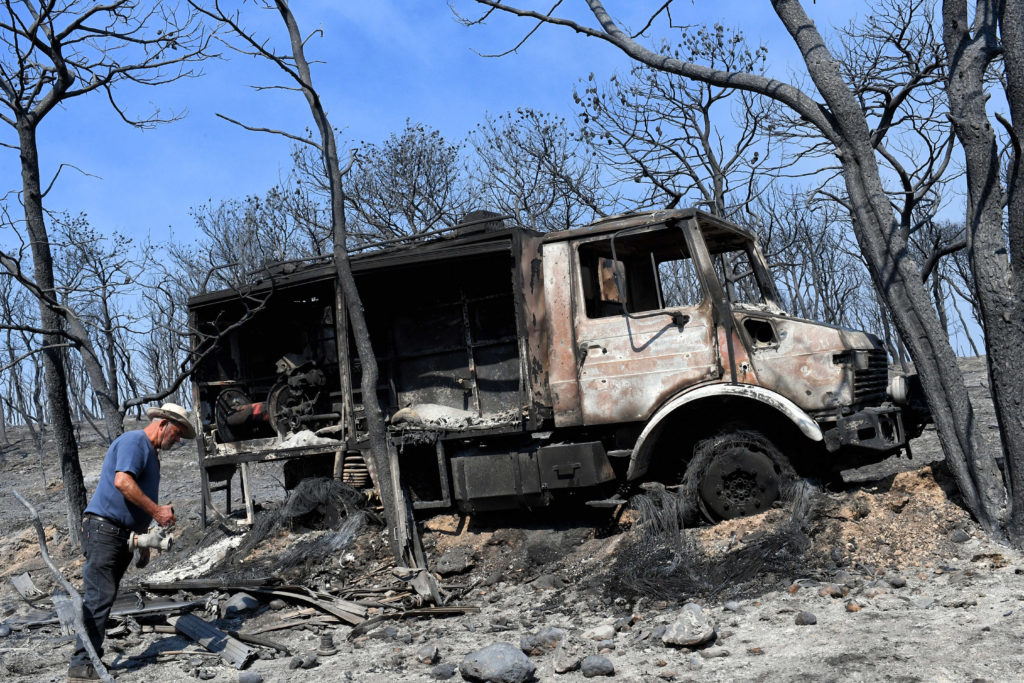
[67,402,195,683]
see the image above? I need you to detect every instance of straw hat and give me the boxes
[145,403,196,439]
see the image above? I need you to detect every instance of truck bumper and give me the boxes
[821,406,906,453]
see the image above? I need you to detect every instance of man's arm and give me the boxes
[113,471,176,526]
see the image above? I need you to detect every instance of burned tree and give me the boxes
[191,0,419,565]
[575,24,779,218]
[468,108,614,231]
[0,0,212,540]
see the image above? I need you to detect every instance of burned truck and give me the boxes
[187,208,927,525]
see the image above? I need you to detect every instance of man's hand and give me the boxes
[153,504,176,527]
[136,547,151,569]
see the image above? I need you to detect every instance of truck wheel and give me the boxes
[682,430,795,522]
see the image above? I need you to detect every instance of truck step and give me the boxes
[585,496,628,508]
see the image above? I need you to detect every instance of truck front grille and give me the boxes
[853,349,889,405]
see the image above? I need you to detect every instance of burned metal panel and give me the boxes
[744,316,882,414]
[570,223,721,425]
[352,243,525,420]
[575,304,720,424]
[541,241,584,426]
[514,231,553,419]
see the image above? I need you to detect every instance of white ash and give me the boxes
[278,430,342,448]
[390,403,520,431]
[145,535,244,583]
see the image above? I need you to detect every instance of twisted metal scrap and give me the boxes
[12,489,114,683]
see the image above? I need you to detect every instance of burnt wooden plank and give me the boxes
[168,613,255,670]
[250,589,366,624]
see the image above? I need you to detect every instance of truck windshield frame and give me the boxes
[577,216,779,321]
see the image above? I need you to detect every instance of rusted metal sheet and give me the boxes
[517,231,552,417]
[744,317,880,414]
[540,241,583,426]
[574,306,719,425]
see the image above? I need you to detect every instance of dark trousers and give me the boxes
[69,516,133,669]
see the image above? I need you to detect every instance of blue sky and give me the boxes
[2,1,861,246]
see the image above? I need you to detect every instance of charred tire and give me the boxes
[682,430,795,523]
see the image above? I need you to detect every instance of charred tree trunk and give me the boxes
[769,0,1008,535]
[275,0,414,564]
[16,122,87,546]
[944,0,1024,540]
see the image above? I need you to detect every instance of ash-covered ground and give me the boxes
[2,357,1023,682]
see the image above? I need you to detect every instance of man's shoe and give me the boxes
[67,663,100,682]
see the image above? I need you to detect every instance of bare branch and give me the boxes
[215,112,322,148]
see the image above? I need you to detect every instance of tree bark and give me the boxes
[943,0,1024,538]
[16,121,87,545]
[770,0,1007,535]
[274,0,415,565]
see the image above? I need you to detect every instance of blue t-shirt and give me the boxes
[85,430,161,532]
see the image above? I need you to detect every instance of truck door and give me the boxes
[572,224,720,425]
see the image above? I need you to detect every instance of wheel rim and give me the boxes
[698,447,781,520]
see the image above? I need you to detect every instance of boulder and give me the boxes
[662,603,715,647]
[580,655,615,678]
[459,642,536,683]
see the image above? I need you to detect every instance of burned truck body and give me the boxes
[188,208,927,523]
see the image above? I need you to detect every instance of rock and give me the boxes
[268,598,287,610]
[222,591,260,618]
[913,597,935,609]
[198,668,216,680]
[531,574,565,591]
[873,595,908,612]
[613,616,633,631]
[699,647,730,659]
[662,603,715,647]
[580,655,615,677]
[434,548,474,576]
[554,637,583,673]
[951,529,971,543]
[288,656,303,670]
[375,624,400,640]
[786,583,800,595]
[301,653,319,669]
[887,576,907,589]
[459,642,536,683]
[536,626,565,650]
[237,673,263,683]
[817,583,844,599]
[723,600,741,611]
[522,627,565,654]
[431,662,458,680]
[596,639,614,651]
[416,643,440,664]
[0,623,10,638]
[583,623,616,641]
[795,611,817,625]
[845,600,862,613]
